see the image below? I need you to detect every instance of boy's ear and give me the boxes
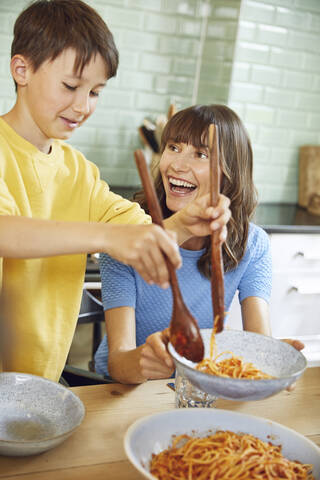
[10,55,32,87]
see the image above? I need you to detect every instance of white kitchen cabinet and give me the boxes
[226,233,320,337]
[225,232,320,366]
[269,234,320,337]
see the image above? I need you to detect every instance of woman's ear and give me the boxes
[10,54,30,87]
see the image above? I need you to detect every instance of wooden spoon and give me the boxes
[208,124,225,333]
[134,149,204,363]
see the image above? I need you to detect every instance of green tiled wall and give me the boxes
[229,0,320,203]
[0,0,237,187]
[197,0,240,105]
[0,0,319,203]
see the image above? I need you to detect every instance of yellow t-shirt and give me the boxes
[0,118,149,381]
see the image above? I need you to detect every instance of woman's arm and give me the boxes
[240,296,304,392]
[241,296,271,336]
[241,295,304,349]
[106,308,174,384]
[106,306,145,384]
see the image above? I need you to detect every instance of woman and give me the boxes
[95,104,301,384]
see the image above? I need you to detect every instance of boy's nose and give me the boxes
[73,96,90,116]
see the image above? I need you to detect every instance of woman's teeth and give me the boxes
[169,178,196,192]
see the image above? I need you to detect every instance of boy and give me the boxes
[0,0,230,381]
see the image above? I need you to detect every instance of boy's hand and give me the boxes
[139,329,174,380]
[103,224,181,288]
[167,193,231,245]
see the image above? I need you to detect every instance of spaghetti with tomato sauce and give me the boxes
[196,322,273,380]
[150,430,314,480]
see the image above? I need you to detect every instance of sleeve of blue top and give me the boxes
[238,226,272,304]
[99,252,137,311]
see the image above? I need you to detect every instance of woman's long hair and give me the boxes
[134,104,257,277]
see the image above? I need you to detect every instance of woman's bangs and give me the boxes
[162,109,210,150]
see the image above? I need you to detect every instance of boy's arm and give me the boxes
[0,215,104,257]
[93,183,230,247]
[0,215,180,288]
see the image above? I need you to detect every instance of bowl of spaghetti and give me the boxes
[168,329,307,401]
[124,409,320,480]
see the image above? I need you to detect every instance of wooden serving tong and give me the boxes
[208,124,225,333]
[134,149,204,363]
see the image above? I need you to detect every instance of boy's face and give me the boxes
[19,48,107,149]
[160,141,210,213]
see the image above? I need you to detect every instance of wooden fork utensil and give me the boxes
[208,124,225,333]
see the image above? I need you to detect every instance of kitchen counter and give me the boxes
[254,203,320,233]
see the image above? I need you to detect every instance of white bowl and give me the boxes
[168,329,307,400]
[0,372,85,456]
[124,409,320,480]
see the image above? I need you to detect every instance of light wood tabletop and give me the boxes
[0,367,319,480]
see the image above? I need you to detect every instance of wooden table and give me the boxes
[0,367,319,479]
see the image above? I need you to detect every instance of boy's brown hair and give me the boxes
[11,0,118,80]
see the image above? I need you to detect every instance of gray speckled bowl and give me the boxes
[168,329,307,401]
[0,372,85,456]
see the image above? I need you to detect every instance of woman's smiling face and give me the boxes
[160,141,210,213]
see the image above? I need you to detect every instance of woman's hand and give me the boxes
[165,193,231,245]
[139,328,175,380]
[281,338,305,351]
[281,338,305,391]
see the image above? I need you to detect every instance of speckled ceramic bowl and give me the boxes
[0,372,85,456]
[168,329,307,401]
[124,409,320,480]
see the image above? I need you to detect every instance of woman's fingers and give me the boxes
[140,344,174,379]
[145,332,174,368]
[219,225,227,243]
[161,327,171,344]
[139,331,175,380]
[280,339,304,392]
[141,366,174,379]
[178,193,231,239]
[286,381,296,392]
[281,338,305,351]
[207,198,232,231]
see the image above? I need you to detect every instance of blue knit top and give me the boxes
[95,223,272,376]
